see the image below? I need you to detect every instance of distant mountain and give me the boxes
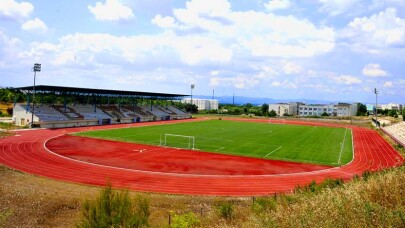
[194,95,336,105]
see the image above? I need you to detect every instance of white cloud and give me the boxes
[88,0,134,21]
[21,18,47,32]
[333,75,362,85]
[240,14,335,58]
[319,0,362,16]
[343,8,405,53]
[362,63,388,77]
[282,61,303,75]
[271,81,281,87]
[151,14,177,28]
[174,36,232,65]
[152,0,335,58]
[0,0,33,20]
[22,32,232,67]
[270,79,297,88]
[264,0,291,11]
[210,76,259,89]
[383,81,393,87]
[0,31,22,61]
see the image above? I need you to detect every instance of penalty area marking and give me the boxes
[265,146,282,157]
[215,147,225,151]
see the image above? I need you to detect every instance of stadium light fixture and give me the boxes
[374,88,378,128]
[31,63,41,128]
[191,83,195,105]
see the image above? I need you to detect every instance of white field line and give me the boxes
[337,128,348,165]
[265,146,282,157]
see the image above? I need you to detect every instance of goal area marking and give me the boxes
[160,133,195,150]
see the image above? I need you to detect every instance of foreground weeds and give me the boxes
[2,162,405,227]
[252,165,405,227]
[76,184,149,228]
[74,165,404,227]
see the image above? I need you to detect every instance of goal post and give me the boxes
[160,133,195,150]
[269,118,286,124]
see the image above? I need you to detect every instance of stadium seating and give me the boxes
[383,122,405,145]
[121,105,153,118]
[72,105,112,120]
[166,105,188,115]
[98,105,125,118]
[16,102,190,126]
[141,105,170,118]
[31,105,69,121]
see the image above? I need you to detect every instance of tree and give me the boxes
[269,110,277,117]
[388,110,398,118]
[356,103,367,116]
[261,103,269,116]
[321,112,329,117]
[403,107,405,121]
[184,104,198,113]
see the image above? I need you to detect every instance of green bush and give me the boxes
[170,212,200,228]
[295,178,344,194]
[77,184,149,228]
[252,197,277,214]
[217,201,234,220]
[362,170,372,181]
[0,209,13,226]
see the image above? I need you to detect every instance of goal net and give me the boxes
[269,118,286,124]
[160,134,195,150]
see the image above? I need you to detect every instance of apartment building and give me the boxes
[182,98,219,110]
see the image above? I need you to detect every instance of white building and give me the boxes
[12,103,39,126]
[380,103,403,111]
[182,98,218,110]
[298,103,357,117]
[268,103,298,116]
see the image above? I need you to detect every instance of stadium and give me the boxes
[1,85,403,196]
[2,0,405,226]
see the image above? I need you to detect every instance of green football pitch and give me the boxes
[75,120,353,166]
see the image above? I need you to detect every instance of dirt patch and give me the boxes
[0,165,95,227]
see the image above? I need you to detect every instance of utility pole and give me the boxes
[374,88,379,128]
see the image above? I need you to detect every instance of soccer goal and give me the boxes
[269,118,286,124]
[160,134,195,150]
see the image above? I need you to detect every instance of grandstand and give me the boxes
[11,85,191,128]
[382,121,405,147]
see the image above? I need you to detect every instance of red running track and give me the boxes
[0,118,403,196]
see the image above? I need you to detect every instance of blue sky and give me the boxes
[0,0,404,103]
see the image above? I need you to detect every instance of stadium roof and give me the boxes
[13,85,188,99]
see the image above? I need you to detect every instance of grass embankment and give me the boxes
[0,103,11,116]
[75,119,353,166]
[1,163,404,227]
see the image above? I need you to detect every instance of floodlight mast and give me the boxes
[374,88,378,128]
[191,83,195,106]
[31,63,41,128]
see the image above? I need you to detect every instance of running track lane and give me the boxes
[0,119,403,196]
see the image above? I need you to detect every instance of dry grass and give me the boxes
[1,164,404,227]
[0,103,11,116]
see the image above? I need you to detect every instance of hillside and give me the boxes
[0,103,12,116]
